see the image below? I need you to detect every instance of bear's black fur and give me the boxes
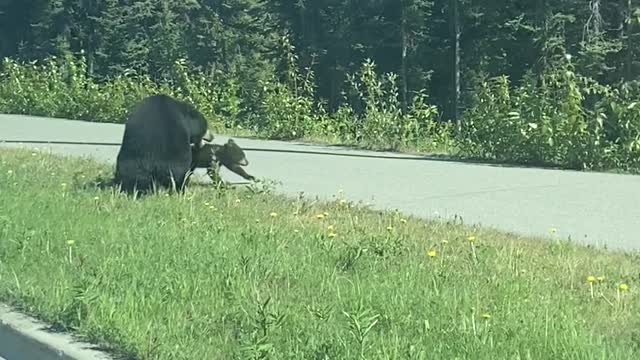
[114,94,213,195]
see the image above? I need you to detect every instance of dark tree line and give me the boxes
[1,0,640,121]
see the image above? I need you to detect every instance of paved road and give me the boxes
[2,113,640,251]
[0,303,113,360]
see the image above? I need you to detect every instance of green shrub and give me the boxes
[1,51,637,172]
[252,76,318,140]
[249,37,322,140]
[460,54,640,171]
[344,59,448,151]
[0,55,225,130]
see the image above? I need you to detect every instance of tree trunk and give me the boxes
[451,0,461,132]
[400,1,408,113]
[622,0,632,80]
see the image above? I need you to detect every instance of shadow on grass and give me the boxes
[72,171,254,200]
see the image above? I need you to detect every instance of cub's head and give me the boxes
[191,138,250,168]
[219,139,249,167]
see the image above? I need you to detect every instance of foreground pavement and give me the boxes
[2,113,639,251]
[0,304,113,360]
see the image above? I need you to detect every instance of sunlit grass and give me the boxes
[0,147,638,359]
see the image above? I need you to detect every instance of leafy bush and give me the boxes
[0,54,266,134]
[592,80,640,170]
[1,51,638,172]
[0,53,450,152]
[0,55,166,124]
[250,37,332,141]
[460,54,640,171]
[342,59,448,151]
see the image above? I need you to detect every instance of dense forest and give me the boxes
[1,0,640,171]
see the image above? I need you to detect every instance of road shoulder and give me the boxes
[0,303,113,360]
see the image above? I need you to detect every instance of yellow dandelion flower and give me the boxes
[481,313,491,320]
[209,206,216,210]
[619,283,629,291]
[386,226,394,231]
[427,250,437,257]
[339,199,347,205]
[93,196,99,201]
[467,235,476,242]
[328,232,337,238]
[586,275,596,283]
[400,218,407,224]
[597,276,605,282]
[316,214,325,220]
[323,211,329,216]
[294,229,299,233]
[270,212,278,218]
[235,199,241,203]
[327,224,335,231]
[441,240,449,244]
[204,201,210,206]
[66,240,75,246]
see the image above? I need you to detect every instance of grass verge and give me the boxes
[0,147,639,359]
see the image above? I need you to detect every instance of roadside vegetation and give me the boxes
[3,2,640,173]
[0,147,638,359]
[0,52,457,157]
[2,48,640,173]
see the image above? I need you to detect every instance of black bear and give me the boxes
[114,94,214,195]
[191,138,256,184]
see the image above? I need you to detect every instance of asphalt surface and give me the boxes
[2,113,640,251]
[0,303,113,360]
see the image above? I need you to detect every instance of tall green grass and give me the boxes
[0,147,638,359]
